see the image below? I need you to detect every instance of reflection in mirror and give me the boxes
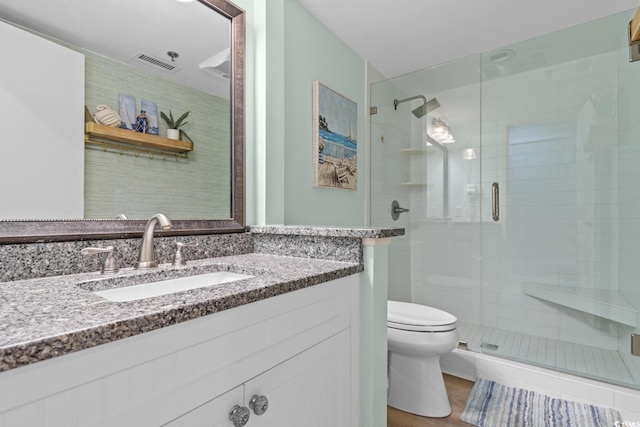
[0,0,245,242]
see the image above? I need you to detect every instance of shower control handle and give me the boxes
[391,200,409,221]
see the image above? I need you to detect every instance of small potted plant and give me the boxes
[160,110,193,142]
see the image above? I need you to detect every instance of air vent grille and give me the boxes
[133,53,181,73]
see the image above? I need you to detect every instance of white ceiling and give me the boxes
[4,1,639,94]
[296,0,640,78]
[0,0,231,99]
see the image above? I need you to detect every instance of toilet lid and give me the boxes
[388,301,457,332]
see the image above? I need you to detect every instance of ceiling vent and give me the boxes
[133,53,181,74]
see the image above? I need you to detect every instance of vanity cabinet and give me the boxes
[166,331,350,427]
[0,275,359,427]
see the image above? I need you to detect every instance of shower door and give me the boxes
[477,11,639,388]
[370,8,640,390]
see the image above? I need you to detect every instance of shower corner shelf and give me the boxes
[85,122,194,154]
[523,282,638,327]
[401,148,428,154]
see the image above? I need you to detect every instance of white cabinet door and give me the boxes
[245,330,352,427]
[163,385,243,427]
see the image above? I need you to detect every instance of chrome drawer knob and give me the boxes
[229,405,250,426]
[249,394,269,416]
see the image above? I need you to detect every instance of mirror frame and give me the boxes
[0,0,245,244]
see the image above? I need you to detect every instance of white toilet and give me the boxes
[387,300,459,418]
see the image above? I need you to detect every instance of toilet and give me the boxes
[387,300,458,418]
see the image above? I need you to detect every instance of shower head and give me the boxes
[412,97,440,118]
[393,95,440,118]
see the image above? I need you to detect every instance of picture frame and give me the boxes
[313,81,358,190]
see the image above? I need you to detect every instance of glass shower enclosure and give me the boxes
[371,9,640,390]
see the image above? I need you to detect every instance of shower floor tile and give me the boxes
[457,321,636,388]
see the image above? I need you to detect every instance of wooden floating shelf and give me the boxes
[85,122,193,153]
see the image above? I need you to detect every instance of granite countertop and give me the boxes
[249,225,404,239]
[0,253,362,372]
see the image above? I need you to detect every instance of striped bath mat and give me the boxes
[461,378,623,427]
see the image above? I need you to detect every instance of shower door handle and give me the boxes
[492,182,499,222]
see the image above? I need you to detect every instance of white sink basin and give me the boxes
[93,271,254,302]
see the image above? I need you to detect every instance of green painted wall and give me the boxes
[361,240,391,427]
[240,0,366,226]
[281,0,366,226]
[263,0,287,224]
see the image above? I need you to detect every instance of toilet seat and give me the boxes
[388,301,457,332]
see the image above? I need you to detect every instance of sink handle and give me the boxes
[172,241,198,266]
[81,246,119,274]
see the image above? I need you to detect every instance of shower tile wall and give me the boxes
[371,55,484,324]
[411,222,482,325]
[410,61,484,326]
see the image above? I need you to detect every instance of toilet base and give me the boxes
[388,352,451,418]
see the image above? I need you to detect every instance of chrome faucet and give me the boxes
[135,213,172,269]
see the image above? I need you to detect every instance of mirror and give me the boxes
[0,0,245,242]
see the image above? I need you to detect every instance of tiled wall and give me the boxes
[83,50,231,219]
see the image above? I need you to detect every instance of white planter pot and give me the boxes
[167,129,180,140]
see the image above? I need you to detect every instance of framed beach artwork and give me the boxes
[313,81,358,190]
